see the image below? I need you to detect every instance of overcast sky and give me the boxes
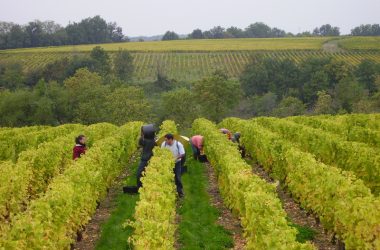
[1,0,379,36]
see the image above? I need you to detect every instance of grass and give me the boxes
[178,153,234,249]
[288,220,317,243]
[0,37,330,53]
[95,157,140,250]
[338,36,380,50]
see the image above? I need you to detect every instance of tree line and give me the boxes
[1,17,379,49]
[0,47,379,128]
[163,23,380,41]
[0,16,126,49]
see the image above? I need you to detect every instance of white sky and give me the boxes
[1,0,379,36]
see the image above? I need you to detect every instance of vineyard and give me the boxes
[0,114,379,249]
[1,50,380,81]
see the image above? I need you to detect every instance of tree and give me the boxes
[245,22,273,38]
[113,49,134,81]
[0,89,34,126]
[188,29,204,39]
[334,77,365,113]
[0,63,25,89]
[251,92,278,116]
[355,59,380,93]
[302,70,330,105]
[209,26,226,39]
[162,31,179,41]
[64,68,109,124]
[192,71,240,122]
[226,26,245,38]
[240,56,271,96]
[90,46,111,76]
[105,87,151,125]
[160,88,200,128]
[240,57,300,97]
[351,24,380,36]
[271,27,286,37]
[272,96,306,117]
[313,91,335,114]
[313,24,340,36]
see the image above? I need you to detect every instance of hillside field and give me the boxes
[0,36,380,81]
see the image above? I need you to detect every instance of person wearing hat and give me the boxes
[161,133,185,198]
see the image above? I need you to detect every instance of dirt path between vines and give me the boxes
[205,163,246,250]
[323,39,345,53]
[73,154,138,250]
[250,161,338,250]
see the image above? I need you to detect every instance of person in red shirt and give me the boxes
[73,135,87,160]
[190,135,203,160]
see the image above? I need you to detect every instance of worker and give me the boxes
[136,125,156,190]
[220,128,232,140]
[73,135,87,160]
[161,133,185,198]
[190,135,203,160]
[232,132,246,158]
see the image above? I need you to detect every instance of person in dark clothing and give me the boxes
[73,135,86,160]
[136,126,156,189]
[232,132,246,158]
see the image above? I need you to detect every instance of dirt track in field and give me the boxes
[250,161,338,250]
[205,162,246,250]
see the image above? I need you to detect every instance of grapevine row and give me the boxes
[288,115,380,147]
[127,148,177,249]
[193,118,314,250]
[256,117,380,194]
[0,123,118,234]
[221,118,380,250]
[0,122,142,249]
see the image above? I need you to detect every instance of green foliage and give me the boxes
[178,157,234,249]
[334,77,365,112]
[0,63,25,89]
[272,97,306,117]
[160,88,200,128]
[158,120,178,138]
[193,71,240,122]
[250,92,278,116]
[113,49,134,81]
[225,117,380,250]
[90,46,111,76]
[95,158,140,250]
[64,68,110,124]
[313,91,335,114]
[192,118,314,250]
[105,87,151,125]
[257,117,380,194]
[162,31,180,41]
[0,122,142,249]
[126,148,176,250]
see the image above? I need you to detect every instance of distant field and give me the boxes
[338,36,380,50]
[1,50,379,82]
[1,36,380,81]
[0,37,330,53]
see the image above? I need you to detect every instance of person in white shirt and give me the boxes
[161,133,185,197]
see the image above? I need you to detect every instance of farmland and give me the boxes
[1,50,380,82]
[0,114,379,249]
[0,36,380,81]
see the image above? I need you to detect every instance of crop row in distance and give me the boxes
[1,51,380,82]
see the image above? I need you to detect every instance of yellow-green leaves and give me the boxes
[128,148,176,250]
[192,118,314,250]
